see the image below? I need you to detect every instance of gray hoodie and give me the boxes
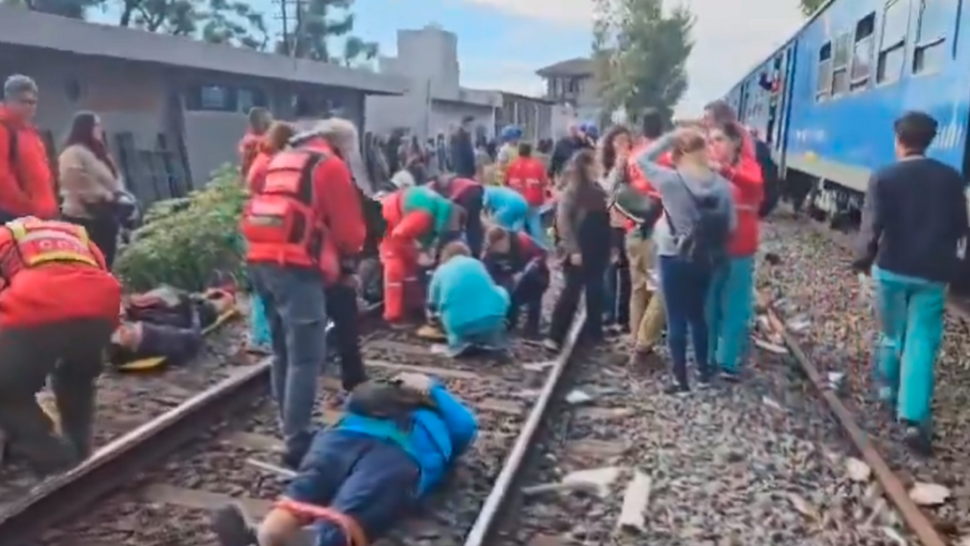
[635,133,736,257]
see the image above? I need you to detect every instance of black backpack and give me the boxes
[664,176,730,269]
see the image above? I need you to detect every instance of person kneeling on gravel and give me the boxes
[210,372,478,546]
[481,226,549,337]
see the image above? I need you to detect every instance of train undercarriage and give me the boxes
[783,169,864,233]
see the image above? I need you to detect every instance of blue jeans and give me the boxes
[872,267,946,425]
[659,255,712,386]
[705,255,754,372]
[248,263,328,458]
[286,431,419,546]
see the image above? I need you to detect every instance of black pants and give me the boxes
[325,283,367,391]
[548,258,606,345]
[508,260,549,334]
[456,186,484,256]
[0,318,114,476]
[62,214,120,269]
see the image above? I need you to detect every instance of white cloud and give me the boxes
[460,0,805,116]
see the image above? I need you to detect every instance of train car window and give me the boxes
[816,42,833,101]
[832,33,853,95]
[876,0,910,83]
[850,13,876,88]
[912,0,949,74]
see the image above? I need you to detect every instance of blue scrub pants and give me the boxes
[249,294,272,348]
[705,255,755,372]
[872,266,946,425]
[286,431,419,546]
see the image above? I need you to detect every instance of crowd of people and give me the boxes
[0,64,963,545]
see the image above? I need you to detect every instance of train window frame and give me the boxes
[831,33,853,96]
[849,12,876,90]
[912,0,949,75]
[816,41,833,101]
[875,0,911,85]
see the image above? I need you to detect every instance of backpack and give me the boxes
[664,175,730,269]
[756,143,780,218]
[346,379,437,429]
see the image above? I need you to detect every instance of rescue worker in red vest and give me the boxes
[0,217,121,476]
[240,125,367,469]
[427,174,484,255]
[380,186,463,325]
[505,142,551,248]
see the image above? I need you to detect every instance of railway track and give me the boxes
[0,277,589,546]
[756,211,968,544]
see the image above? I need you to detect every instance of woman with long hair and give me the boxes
[598,124,633,334]
[545,148,611,350]
[705,121,763,381]
[633,127,736,394]
[59,111,126,267]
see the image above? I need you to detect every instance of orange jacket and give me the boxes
[506,157,548,207]
[239,131,262,177]
[243,139,366,282]
[0,219,120,327]
[719,142,763,256]
[246,150,273,195]
[380,190,434,255]
[0,107,56,219]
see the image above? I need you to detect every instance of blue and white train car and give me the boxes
[723,0,969,217]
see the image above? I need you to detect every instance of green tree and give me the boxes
[114,0,267,47]
[1,0,102,19]
[800,0,826,16]
[591,0,695,123]
[277,0,378,64]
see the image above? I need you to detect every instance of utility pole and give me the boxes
[274,0,305,56]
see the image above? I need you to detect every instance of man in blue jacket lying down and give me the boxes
[210,372,478,546]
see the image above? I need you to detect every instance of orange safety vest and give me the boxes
[0,218,101,283]
[240,150,329,269]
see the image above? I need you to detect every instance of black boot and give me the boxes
[902,421,932,456]
[210,503,257,546]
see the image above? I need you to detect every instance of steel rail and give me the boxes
[0,301,383,546]
[462,307,587,546]
[760,290,947,545]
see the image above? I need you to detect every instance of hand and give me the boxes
[394,372,434,395]
[569,253,582,266]
[417,253,434,267]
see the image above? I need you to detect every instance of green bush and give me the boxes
[115,165,248,292]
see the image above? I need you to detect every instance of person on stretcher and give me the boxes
[108,285,236,368]
[481,226,549,338]
[380,186,464,325]
[210,372,477,546]
[426,241,510,357]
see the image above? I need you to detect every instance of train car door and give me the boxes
[774,42,798,170]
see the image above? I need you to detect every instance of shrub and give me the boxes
[115,165,248,292]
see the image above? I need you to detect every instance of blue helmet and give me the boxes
[579,121,598,140]
[500,124,523,142]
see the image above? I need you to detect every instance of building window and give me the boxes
[200,85,231,110]
[237,88,268,113]
[850,12,876,88]
[831,33,852,95]
[816,41,832,101]
[876,0,910,84]
[912,0,949,74]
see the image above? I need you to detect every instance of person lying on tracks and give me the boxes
[705,121,763,382]
[0,216,121,476]
[852,111,968,455]
[240,120,368,469]
[482,226,548,338]
[426,174,485,256]
[379,185,464,326]
[427,241,511,357]
[210,372,478,546]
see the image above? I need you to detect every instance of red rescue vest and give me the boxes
[241,150,329,269]
[0,218,101,283]
[506,158,546,207]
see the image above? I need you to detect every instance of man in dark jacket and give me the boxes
[854,110,968,455]
[549,122,593,180]
[450,117,476,178]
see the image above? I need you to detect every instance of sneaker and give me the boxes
[719,369,741,383]
[663,383,690,396]
[697,370,714,387]
[210,504,257,546]
[902,422,932,456]
[542,338,560,352]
